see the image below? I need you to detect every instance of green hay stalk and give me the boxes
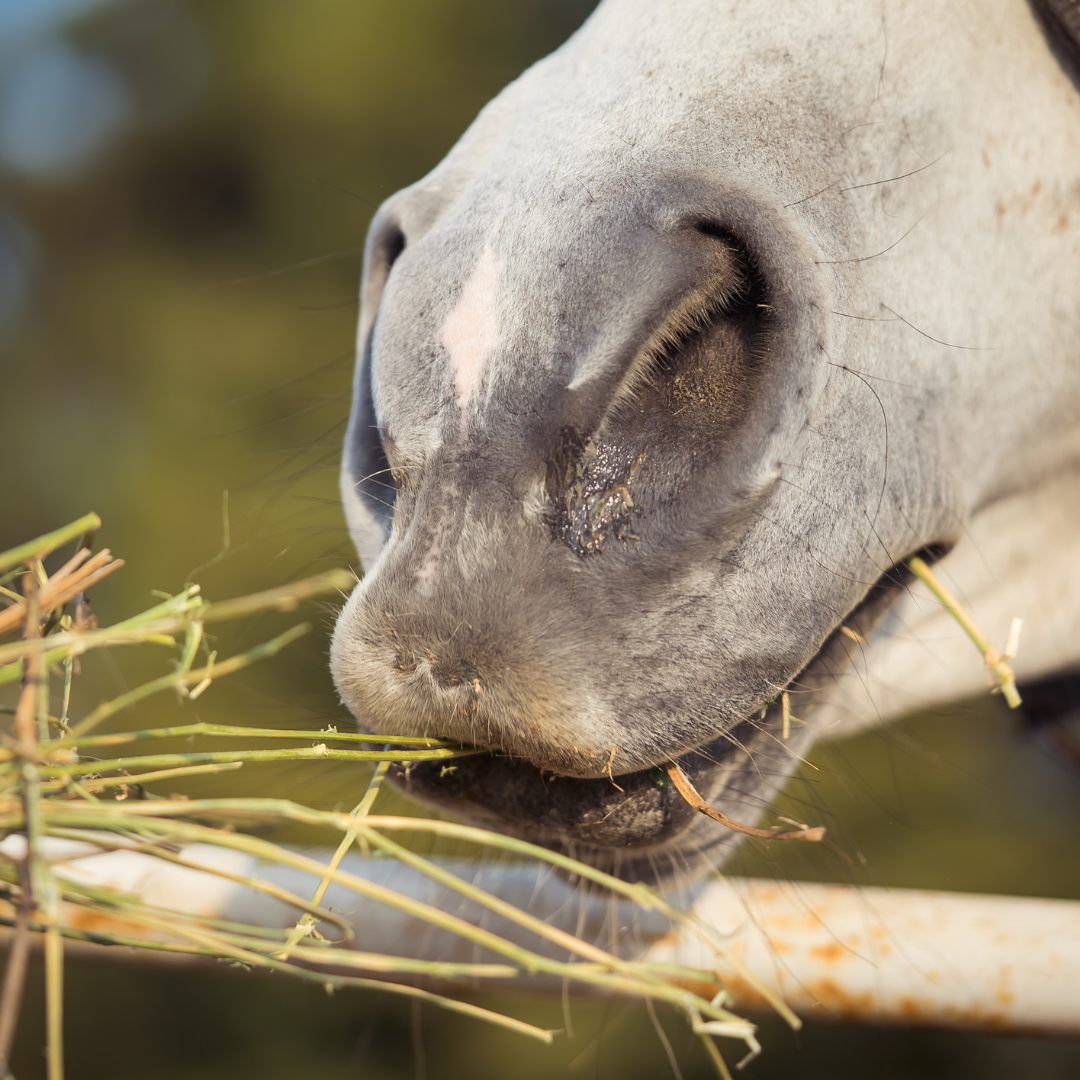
[0,515,764,1079]
[906,556,1022,708]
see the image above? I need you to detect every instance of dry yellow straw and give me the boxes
[906,556,1022,708]
[0,514,767,1080]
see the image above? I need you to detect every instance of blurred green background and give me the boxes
[1,1,1079,1077]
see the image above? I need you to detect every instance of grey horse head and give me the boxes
[331,0,1080,881]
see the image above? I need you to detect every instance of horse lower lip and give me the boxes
[388,730,753,852]
[385,612,861,859]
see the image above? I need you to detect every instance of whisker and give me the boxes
[839,152,946,193]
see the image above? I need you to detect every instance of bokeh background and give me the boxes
[2,1,1079,1077]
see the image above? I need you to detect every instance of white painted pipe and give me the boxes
[10,839,1080,1035]
[641,877,1080,1034]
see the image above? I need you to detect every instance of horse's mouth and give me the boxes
[391,740,721,850]
[389,697,800,876]
[384,553,932,878]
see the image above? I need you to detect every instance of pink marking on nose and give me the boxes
[441,248,500,413]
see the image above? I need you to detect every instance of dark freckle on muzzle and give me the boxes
[429,660,480,690]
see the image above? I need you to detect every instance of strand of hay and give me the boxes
[663,762,826,842]
[906,555,1022,708]
[0,515,777,1079]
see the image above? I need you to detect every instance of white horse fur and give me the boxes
[330,0,1080,879]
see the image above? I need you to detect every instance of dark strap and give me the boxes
[1042,0,1080,39]
[1031,0,1080,75]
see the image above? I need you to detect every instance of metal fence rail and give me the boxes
[10,839,1080,1035]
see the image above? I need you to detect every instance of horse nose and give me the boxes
[329,468,612,775]
[333,182,835,778]
[329,547,613,777]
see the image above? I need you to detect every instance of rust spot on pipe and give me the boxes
[809,942,847,964]
[707,972,778,1013]
[806,979,875,1015]
[65,908,149,939]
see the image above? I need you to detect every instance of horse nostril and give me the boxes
[691,220,771,330]
[542,220,777,562]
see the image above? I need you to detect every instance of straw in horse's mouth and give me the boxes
[661,759,825,842]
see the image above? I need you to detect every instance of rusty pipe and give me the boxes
[642,876,1080,1034]
[5,839,1079,1035]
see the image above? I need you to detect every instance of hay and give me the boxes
[906,555,1022,708]
[0,515,779,1079]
